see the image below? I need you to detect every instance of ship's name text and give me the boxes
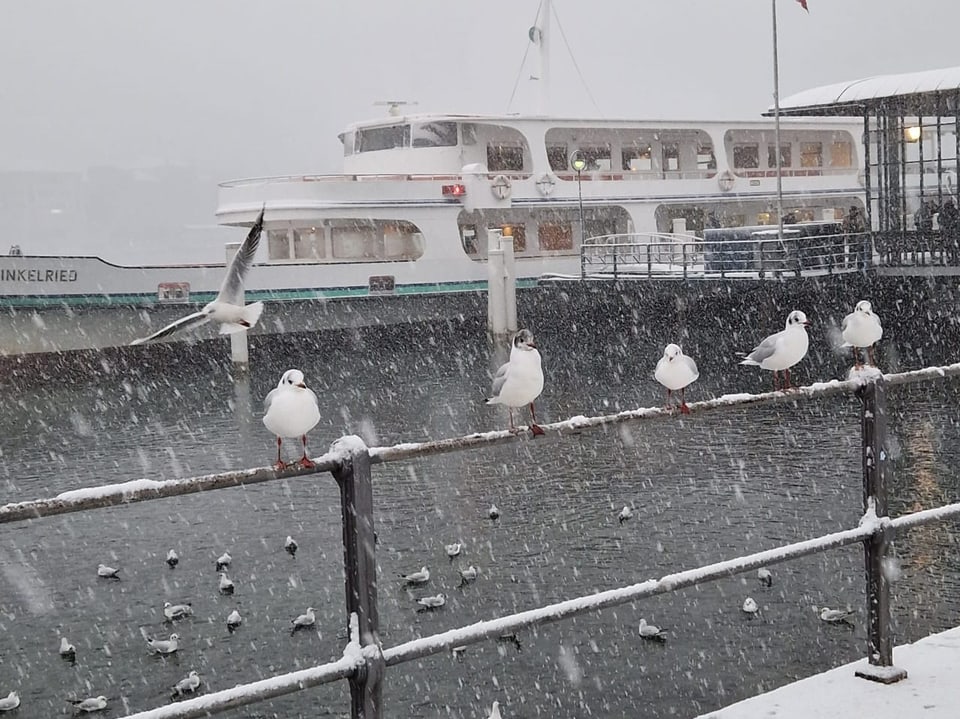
[1,269,78,283]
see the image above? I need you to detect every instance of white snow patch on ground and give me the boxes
[696,626,960,718]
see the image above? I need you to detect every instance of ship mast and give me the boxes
[531,0,551,115]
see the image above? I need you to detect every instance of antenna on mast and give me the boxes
[528,0,551,114]
[373,100,419,117]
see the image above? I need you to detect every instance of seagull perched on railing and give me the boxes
[263,369,322,470]
[655,343,699,414]
[486,328,546,436]
[130,206,265,345]
[739,310,811,391]
[841,300,883,368]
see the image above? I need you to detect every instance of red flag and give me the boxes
[797,0,809,10]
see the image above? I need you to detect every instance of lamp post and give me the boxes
[571,154,586,243]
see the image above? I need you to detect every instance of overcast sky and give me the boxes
[4,0,960,181]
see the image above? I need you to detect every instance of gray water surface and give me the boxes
[1,321,958,718]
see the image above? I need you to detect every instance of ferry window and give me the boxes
[547,144,568,172]
[830,141,853,167]
[800,142,823,167]
[332,224,382,258]
[268,230,291,260]
[488,144,525,172]
[580,146,611,171]
[733,144,760,169]
[357,124,410,152]
[461,225,479,255]
[623,145,652,171]
[697,144,716,170]
[411,122,458,148]
[540,222,573,251]
[663,143,680,172]
[462,124,478,146]
[294,229,324,260]
[767,144,792,168]
[383,221,424,259]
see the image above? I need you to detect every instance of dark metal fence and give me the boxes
[4,365,960,718]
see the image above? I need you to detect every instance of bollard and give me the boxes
[332,437,384,718]
[225,241,250,372]
[487,229,506,338]
[501,227,518,336]
[856,378,907,683]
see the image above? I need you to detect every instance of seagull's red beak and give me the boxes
[803,320,811,327]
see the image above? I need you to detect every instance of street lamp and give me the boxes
[571,153,587,246]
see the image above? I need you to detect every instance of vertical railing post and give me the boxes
[331,436,384,717]
[855,379,907,683]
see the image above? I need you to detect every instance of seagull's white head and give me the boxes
[855,300,873,315]
[170,633,180,641]
[786,310,810,329]
[513,328,537,351]
[278,368,307,389]
[663,343,682,361]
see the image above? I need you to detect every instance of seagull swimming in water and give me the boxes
[59,636,77,662]
[740,310,811,391]
[97,563,120,579]
[215,551,232,572]
[218,572,235,595]
[757,568,773,587]
[638,618,667,642]
[163,601,193,621]
[445,542,462,558]
[741,597,759,616]
[486,329,546,435]
[290,607,316,634]
[130,207,265,345]
[68,695,107,713]
[166,549,179,568]
[146,632,180,655]
[285,535,298,556]
[263,369,322,470]
[172,670,201,696]
[841,300,883,368]
[488,504,501,520]
[0,692,19,712]
[400,566,430,585]
[416,593,446,611]
[618,506,633,524]
[655,343,699,414]
[488,701,503,719]
[458,565,479,586]
[816,606,856,624]
[226,609,243,632]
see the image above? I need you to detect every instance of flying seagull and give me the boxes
[130,206,265,345]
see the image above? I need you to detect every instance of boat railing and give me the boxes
[576,230,869,280]
[2,369,959,717]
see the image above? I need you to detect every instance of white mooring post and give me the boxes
[487,228,518,339]
[225,241,249,372]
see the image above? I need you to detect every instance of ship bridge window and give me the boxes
[412,122,458,148]
[487,144,525,172]
[357,124,410,153]
[623,145,652,172]
[801,142,823,168]
[547,144,568,172]
[733,144,760,169]
[767,144,792,168]
[830,141,853,167]
[294,228,324,260]
[268,230,293,260]
[330,220,423,261]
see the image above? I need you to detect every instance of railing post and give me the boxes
[332,437,384,717]
[855,379,907,683]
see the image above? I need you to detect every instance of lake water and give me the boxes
[1,307,959,719]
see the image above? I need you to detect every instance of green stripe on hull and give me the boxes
[0,279,539,309]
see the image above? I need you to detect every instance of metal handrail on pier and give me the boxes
[4,365,960,718]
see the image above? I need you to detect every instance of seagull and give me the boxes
[458,565,479,586]
[400,566,430,585]
[59,636,77,662]
[618,506,633,524]
[215,551,232,571]
[291,607,316,634]
[166,549,179,568]
[486,328,546,435]
[218,572,235,595]
[68,695,108,713]
[226,609,243,632]
[0,692,19,712]
[263,369,322,470]
[130,206,265,345]
[739,310,811,391]
[416,593,446,611]
[97,563,120,579]
[741,597,759,616]
[488,504,501,520]
[757,568,773,587]
[172,670,201,696]
[163,601,193,621]
[445,542,462,558]
[488,700,503,719]
[638,618,667,642]
[817,606,856,624]
[841,300,883,368]
[655,343,699,414]
[451,645,467,661]
[285,535,298,556]
[146,633,180,655]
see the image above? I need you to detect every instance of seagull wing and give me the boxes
[490,360,510,397]
[741,330,782,366]
[263,387,279,415]
[683,354,699,380]
[130,311,210,345]
[217,206,264,306]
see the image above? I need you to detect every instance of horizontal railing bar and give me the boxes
[5,364,960,525]
[382,522,876,666]
[889,501,960,531]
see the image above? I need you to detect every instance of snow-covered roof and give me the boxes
[768,66,960,116]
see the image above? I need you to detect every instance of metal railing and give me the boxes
[4,365,960,718]
[578,231,870,280]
